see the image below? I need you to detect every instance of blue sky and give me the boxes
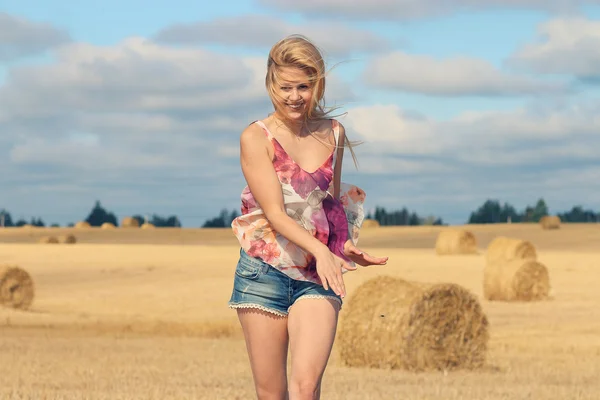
[1,1,599,226]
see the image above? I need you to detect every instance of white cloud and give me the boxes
[509,17,600,79]
[257,0,595,20]
[0,35,360,225]
[0,37,270,197]
[343,105,442,154]
[2,37,260,118]
[365,52,568,96]
[0,12,70,61]
[154,14,388,57]
[343,100,600,169]
[1,18,598,226]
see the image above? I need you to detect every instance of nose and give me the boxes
[288,89,301,101]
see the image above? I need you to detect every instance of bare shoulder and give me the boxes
[336,120,347,140]
[240,121,268,150]
[330,119,347,147]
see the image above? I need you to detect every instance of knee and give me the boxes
[255,382,287,400]
[289,375,321,399]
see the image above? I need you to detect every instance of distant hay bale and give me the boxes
[74,221,91,229]
[39,236,59,244]
[59,234,77,244]
[141,223,155,229]
[121,217,140,228]
[485,236,537,266]
[0,265,35,310]
[483,259,550,301]
[101,222,116,229]
[435,229,478,255]
[362,219,380,228]
[338,276,489,372]
[540,215,561,230]
[20,224,34,229]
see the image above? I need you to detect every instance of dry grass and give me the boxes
[362,219,380,228]
[483,236,550,302]
[59,233,77,244]
[0,264,35,310]
[338,276,488,371]
[541,215,561,230]
[121,216,139,228]
[39,236,59,244]
[0,224,599,399]
[435,228,478,255]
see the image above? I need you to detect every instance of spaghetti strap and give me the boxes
[254,120,273,139]
[332,119,340,169]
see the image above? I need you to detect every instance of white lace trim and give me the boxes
[228,303,288,317]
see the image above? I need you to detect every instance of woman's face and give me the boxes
[272,66,314,123]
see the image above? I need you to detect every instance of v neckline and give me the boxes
[258,121,334,175]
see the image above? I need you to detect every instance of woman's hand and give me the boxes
[343,241,388,267]
[315,249,357,298]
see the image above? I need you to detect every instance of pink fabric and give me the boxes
[231,119,365,284]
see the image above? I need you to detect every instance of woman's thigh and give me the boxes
[287,295,340,388]
[229,250,293,396]
[237,308,289,397]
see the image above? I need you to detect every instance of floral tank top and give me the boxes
[231,119,366,284]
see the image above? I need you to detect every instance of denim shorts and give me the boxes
[228,249,342,317]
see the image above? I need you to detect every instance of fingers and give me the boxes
[320,263,348,298]
[349,246,363,256]
[333,262,346,297]
[352,246,386,263]
[364,253,388,265]
[343,261,358,271]
[318,273,329,291]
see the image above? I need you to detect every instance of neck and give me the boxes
[273,112,306,137]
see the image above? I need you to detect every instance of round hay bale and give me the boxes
[362,219,380,228]
[0,265,35,310]
[101,222,116,229]
[485,236,537,265]
[435,229,478,255]
[59,234,77,244]
[20,224,34,229]
[540,215,560,230]
[121,217,140,228]
[39,236,59,244]
[338,276,489,371]
[74,221,91,229]
[141,223,155,229]
[483,259,550,301]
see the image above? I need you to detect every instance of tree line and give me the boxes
[0,201,181,228]
[467,198,599,224]
[1,198,598,228]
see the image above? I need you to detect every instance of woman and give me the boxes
[229,34,388,400]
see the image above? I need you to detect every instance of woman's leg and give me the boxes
[238,308,289,400]
[287,298,340,400]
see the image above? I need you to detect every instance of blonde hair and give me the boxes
[265,34,361,168]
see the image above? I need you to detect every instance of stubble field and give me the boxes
[0,223,599,399]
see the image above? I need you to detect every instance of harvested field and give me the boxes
[1,223,598,250]
[0,224,599,399]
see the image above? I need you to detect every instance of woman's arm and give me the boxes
[334,123,389,267]
[239,123,354,296]
[333,124,345,200]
